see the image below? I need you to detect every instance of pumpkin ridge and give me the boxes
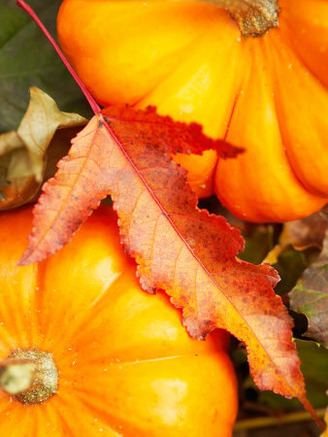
[72,390,137,436]
[132,26,224,110]
[60,392,123,436]
[0,329,17,355]
[132,6,244,140]
[222,88,242,141]
[50,402,79,437]
[32,258,76,352]
[222,36,254,143]
[52,276,139,361]
[71,386,145,434]
[267,27,328,200]
[279,11,328,93]
[34,261,49,346]
[279,0,328,89]
[263,29,308,191]
[36,257,123,347]
[0,211,39,349]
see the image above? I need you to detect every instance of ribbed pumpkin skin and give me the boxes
[0,206,238,436]
[57,0,328,222]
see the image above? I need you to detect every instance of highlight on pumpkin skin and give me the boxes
[0,206,238,436]
[57,0,328,222]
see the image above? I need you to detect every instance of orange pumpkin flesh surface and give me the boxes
[57,0,328,222]
[0,206,238,436]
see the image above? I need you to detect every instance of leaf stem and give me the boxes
[234,408,326,431]
[16,0,101,115]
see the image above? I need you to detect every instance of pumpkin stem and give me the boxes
[202,0,280,37]
[0,348,58,405]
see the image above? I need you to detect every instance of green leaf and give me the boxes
[273,249,309,296]
[0,0,91,133]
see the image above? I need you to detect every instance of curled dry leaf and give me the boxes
[263,210,328,265]
[18,107,321,425]
[289,231,328,348]
[281,211,328,251]
[0,130,38,209]
[0,87,86,210]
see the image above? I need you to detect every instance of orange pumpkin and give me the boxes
[57,0,328,222]
[0,206,238,436]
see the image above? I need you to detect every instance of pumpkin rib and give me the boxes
[268,25,328,199]
[281,16,328,91]
[66,392,123,436]
[133,7,244,138]
[215,32,327,222]
[56,393,122,437]
[278,4,328,91]
[50,402,81,437]
[0,210,39,349]
[0,328,17,355]
[0,400,37,437]
[263,29,315,192]
[280,0,328,89]
[0,395,12,414]
[34,402,66,437]
[130,31,215,109]
[222,86,243,143]
[132,10,244,198]
[33,236,129,354]
[72,389,151,436]
[225,34,257,143]
[37,271,125,357]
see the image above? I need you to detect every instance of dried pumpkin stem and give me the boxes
[199,0,280,37]
[0,348,58,405]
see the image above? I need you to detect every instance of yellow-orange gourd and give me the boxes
[0,206,238,436]
[57,0,328,222]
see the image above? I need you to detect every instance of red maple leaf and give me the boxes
[18,106,240,263]
[15,1,323,428]
[18,107,318,423]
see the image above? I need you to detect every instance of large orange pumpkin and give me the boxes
[0,206,238,436]
[57,0,328,222]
